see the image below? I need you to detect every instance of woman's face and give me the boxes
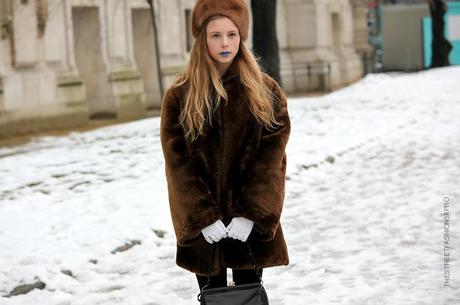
[206,16,240,75]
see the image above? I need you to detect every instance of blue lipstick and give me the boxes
[219,51,231,57]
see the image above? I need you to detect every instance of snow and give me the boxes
[0,67,459,304]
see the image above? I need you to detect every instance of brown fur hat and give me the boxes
[191,0,249,41]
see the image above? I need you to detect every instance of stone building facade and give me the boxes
[0,0,371,138]
[278,0,372,92]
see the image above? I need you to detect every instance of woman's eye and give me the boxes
[212,34,220,38]
[230,33,237,37]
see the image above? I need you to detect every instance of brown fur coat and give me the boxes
[160,63,290,276]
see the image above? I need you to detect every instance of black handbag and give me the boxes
[197,242,269,305]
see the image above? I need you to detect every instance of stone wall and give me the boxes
[279,0,367,92]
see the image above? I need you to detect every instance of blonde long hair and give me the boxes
[172,15,282,142]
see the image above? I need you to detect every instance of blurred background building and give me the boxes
[367,0,460,71]
[1,0,162,138]
[0,0,373,138]
[0,0,458,138]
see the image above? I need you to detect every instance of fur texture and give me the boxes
[191,0,249,41]
[160,62,291,276]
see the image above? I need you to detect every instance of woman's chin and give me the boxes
[216,57,233,64]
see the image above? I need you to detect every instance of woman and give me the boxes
[160,0,290,292]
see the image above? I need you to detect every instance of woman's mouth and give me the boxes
[219,51,231,57]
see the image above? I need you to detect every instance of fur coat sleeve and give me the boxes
[160,87,223,246]
[234,77,291,241]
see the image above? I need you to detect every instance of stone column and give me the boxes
[351,0,375,74]
[282,0,332,92]
[331,0,363,85]
[104,0,146,121]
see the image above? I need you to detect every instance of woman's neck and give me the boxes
[216,61,233,77]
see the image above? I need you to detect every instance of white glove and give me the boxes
[227,217,254,242]
[201,220,228,244]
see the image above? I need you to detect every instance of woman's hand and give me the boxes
[201,220,228,244]
[227,217,254,242]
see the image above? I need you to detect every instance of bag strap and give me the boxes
[245,242,262,281]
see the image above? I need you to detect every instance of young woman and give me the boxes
[160,0,291,291]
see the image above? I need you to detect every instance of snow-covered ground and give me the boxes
[0,67,459,305]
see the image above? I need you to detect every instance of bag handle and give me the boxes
[203,241,262,290]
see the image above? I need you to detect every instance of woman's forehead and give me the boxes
[206,16,238,32]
